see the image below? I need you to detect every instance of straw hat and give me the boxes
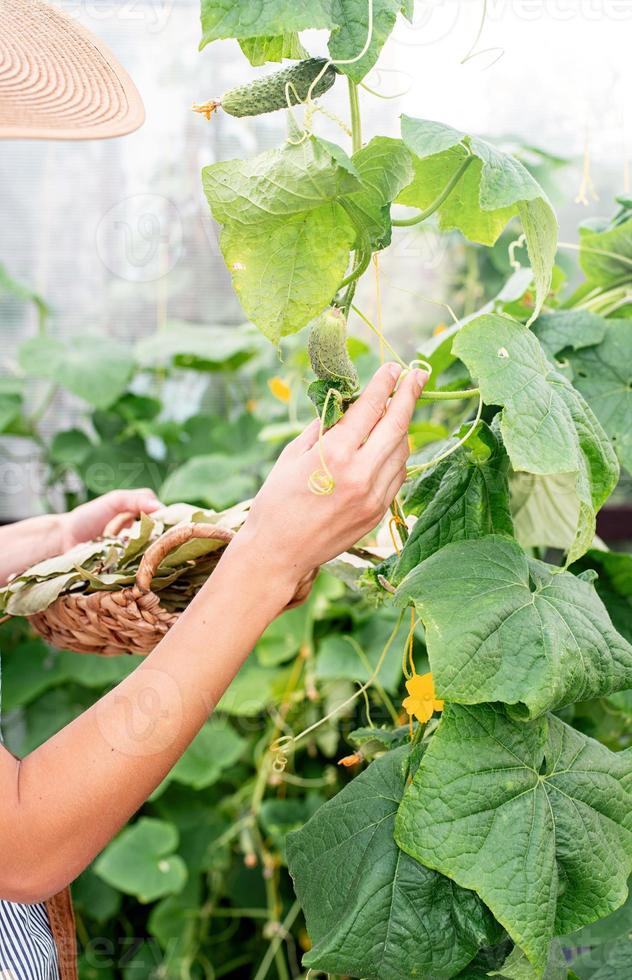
[0,0,144,139]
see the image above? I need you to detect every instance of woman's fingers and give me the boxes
[364,369,427,462]
[382,466,408,508]
[372,433,410,497]
[333,362,402,448]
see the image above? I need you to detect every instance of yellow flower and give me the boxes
[432,322,447,336]
[268,376,292,404]
[402,672,444,724]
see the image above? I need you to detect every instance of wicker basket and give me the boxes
[28,521,235,657]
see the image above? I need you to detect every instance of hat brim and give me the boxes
[0,0,145,140]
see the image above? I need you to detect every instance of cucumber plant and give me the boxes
[195,4,632,978]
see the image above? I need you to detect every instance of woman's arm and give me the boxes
[0,364,425,903]
[0,489,161,587]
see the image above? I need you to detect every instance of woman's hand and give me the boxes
[59,488,162,550]
[235,363,426,595]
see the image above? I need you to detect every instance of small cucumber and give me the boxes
[194,59,337,120]
[308,308,359,393]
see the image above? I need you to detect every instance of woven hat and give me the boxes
[0,0,144,140]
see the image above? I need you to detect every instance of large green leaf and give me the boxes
[202,139,359,342]
[566,320,632,474]
[387,421,512,586]
[345,136,414,249]
[202,138,361,225]
[579,215,632,286]
[239,33,308,65]
[134,321,259,370]
[200,0,335,47]
[509,471,579,553]
[328,0,401,81]
[570,549,632,645]
[531,309,608,362]
[395,704,632,973]
[287,745,502,979]
[94,818,187,903]
[397,118,558,319]
[453,314,619,562]
[395,535,632,719]
[19,335,132,410]
[218,205,355,343]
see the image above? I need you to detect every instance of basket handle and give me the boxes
[135,523,234,594]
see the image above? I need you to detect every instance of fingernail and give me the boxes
[415,369,429,389]
[387,362,401,380]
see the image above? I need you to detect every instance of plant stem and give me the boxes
[253,900,301,980]
[392,154,475,227]
[419,387,480,401]
[348,78,362,153]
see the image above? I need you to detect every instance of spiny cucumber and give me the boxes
[308,308,359,394]
[194,58,337,120]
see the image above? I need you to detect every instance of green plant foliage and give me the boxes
[395,704,632,973]
[346,136,415,249]
[397,117,558,318]
[453,314,619,562]
[19,334,132,410]
[396,535,632,718]
[94,818,188,903]
[384,421,513,586]
[564,319,632,473]
[288,745,503,979]
[239,33,309,66]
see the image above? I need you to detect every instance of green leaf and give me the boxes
[200,0,335,47]
[315,611,417,693]
[287,746,502,979]
[306,378,349,428]
[72,869,122,924]
[509,471,580,553]
[345,136,414,250]
[217,657,288,716]
[0,392,23,433]
[202,136,361,343]
[134,321,259,371]
[562,884,632,947]
[570,549,632,645]
[18,335,132,409]
[239,33,309,65]
[203,138,361,226]
[160,454,256,510]
[387,421,512,586]
[395,704,632,973]
[571,938,632,980]
[162,719,245,792]
[395,535,632,719]
[531,309,608,361]
[328,0,401,82]
[49,429,93,467]
[579,215,632,286]
[94,818,187,903]
[566,320,632,474]
[5,573,81,616]
[453,314,619,562]
[489,942,568,980]
[397,118,558,318]
[0,639,66,711]
[220,205,355,343]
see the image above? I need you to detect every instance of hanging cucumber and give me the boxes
[193,58,338,120]
[307,307,359,429]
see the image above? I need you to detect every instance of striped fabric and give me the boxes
[0,900,59,979]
